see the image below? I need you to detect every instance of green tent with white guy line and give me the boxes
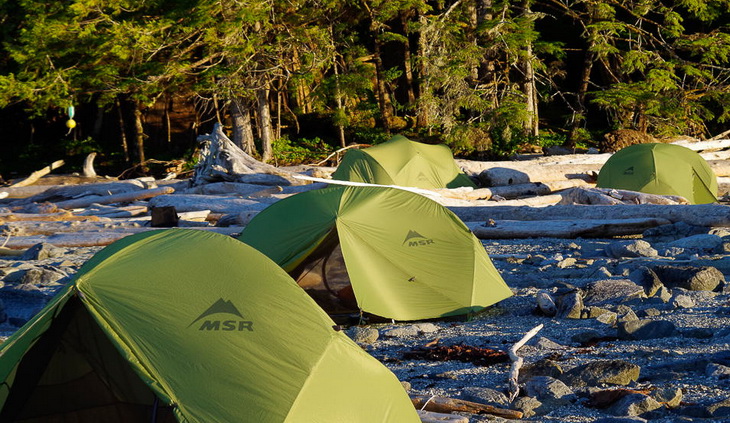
[596,143,718,204]
[331,135,477,189]
[239,185,513,321]
[0,229,419,423]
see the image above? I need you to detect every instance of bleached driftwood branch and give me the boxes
[508,324,544,402]
[9,160,65,188]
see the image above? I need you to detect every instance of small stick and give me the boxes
[508,324,544,402]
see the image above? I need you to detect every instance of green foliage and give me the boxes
[271,136,330,166]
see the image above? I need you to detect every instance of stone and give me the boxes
[628,267,664,297]
[383,326,419,337]
[561,360,640,387]
[657,286,672,303]
[400,381,411,392]
[557,291,583,319]
[596,312,617,326]
[706,363,730,378]
[412,323,439,334]
[651,265,724,291]
[593,418,647,423]
[588,306,612,318]
[20,243,67,260]
[556,257,577,268]
[519,358,564,382]
[349,326,379,344]
[607,240,658,259]
[670,294,695,309]
[642,308,661,317]
[512,396,542,418]
[682,328,714,339]
[461,387,509,406]
[583,279,645,306]
[607,393,662,417]
[524,376,575,405]
[668,234,723,252]
[643,221,706,242]
[571,329,612,345]
[19,268,66,286]
[618,320,677,340]
[532,337,564,350]
[615,305,639,323]
[707,397,730,417]
[651,387,682,408]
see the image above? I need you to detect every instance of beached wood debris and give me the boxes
[433,179,591,201]
[450,203,730,227]
[507,324,543,402]
[466,217,671,239]
[9,160,65,188]
[417,410,469,423]
[192,123,306,186]
[52,186,174,210]
[411,395,523,419]
[9,180,148,205]
[559,187,689,205]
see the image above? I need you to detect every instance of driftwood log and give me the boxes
[192,123,306,186]
[450,203,730,227]
[9,160,65,188]
[11,180,148,205]
[466,217,672,239]
[52,186,174,210]
[148,194,276,214]
[508,324,543,401]
[410,395,523,419]
[559,187,689,205]
[417,410,468,423]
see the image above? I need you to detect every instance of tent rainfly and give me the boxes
[0,229,419,423]
[331,135,476,189]
[239,185,513,321]
[596,142,718,204]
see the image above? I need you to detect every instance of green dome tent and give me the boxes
[239,185,512,321]
[331,135,476,189]
[0,229,418,423]
[596,143,718,204]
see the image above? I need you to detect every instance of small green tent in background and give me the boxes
[596,143,718,204]
[331,135,476,189]
[239,185,512,321]
[0,230,419,423]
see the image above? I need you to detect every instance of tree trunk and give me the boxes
[256,87,274,162]
[521,1,539,138]
[567,40,596,148]
[132,103,146,165]
[400,11,417,106]
[332,57,347,148]
[116,98,131,163]
[231,98,256,154]
[370,18,392,133]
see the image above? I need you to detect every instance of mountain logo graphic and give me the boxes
[190,298,253,332]
[417,172,429,182]
[623,166,634,175]
[403,230,434,247]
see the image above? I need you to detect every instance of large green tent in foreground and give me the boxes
[239,185,512,321]
[0,230,419,423]
[596,143,718,204]
[331,135,477,189]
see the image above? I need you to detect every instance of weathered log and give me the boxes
[477,165,599,186]
[148,194,274,214]
[13,180,147,205]
[671,138,730,151]
[192,123,306,186]
[466,218,671,239]
[53,186,175,210]
[410,395,523,419]
[0,211,101,224]
[1,227,243,249]
[0,185,58,199]
[450,203,730,227]
[417,410,469,423]
[559,187,689,206]
[9,160,65,188]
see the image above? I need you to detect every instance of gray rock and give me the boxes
[400,381,411,392]
[682,327,714,339]
[668,233,723,252]
[557,291,583,319]
[512,396,542,418]
[670,294,695,309]
[643,221,706,242]
[706,363,730,378]
[519,358,564,382]
[657,286,673,303]
[706,397,730,417]
[19,267,66,286]
[616,305,639,323]
[349,326,379,344]
[556,257,577,268]
[607,240,658,258]
[628,267,664,297]
[593,418,647,423]
[607,393,662,417]
[412,323,439,334]
[20,243,67,260]
[524,376,575,405]
[532,337,565,350]
[461,387,508,406]
[651,387,682,408]
[561,360,640,387]
[583,279,645,306]
[383,326,419,337]
[651,265,724,291]
[596,312,618,325]
[642,308,661,317]
[571,329,613,345]
[618,319,678,340]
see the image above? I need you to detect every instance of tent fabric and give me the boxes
[596,143,718,204]
[239,185,513,321]
[331,135,476,189]
[0,229,419,423]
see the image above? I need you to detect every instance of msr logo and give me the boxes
[403,230,435,247]
[189,298,254,332]
[623,166,634,175]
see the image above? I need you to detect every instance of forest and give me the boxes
[1,0,730,178]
